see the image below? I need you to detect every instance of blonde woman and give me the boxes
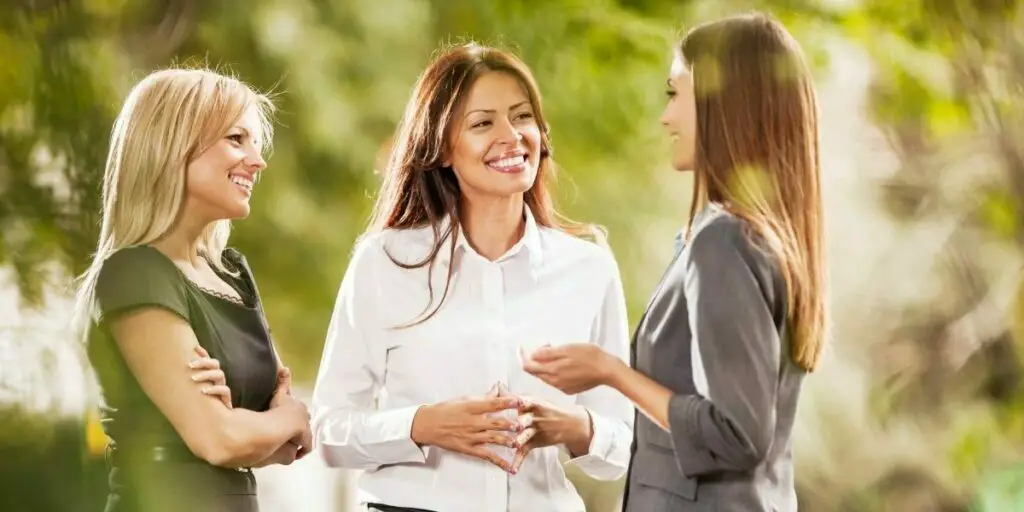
[75,68,312,512]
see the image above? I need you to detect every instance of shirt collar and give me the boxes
[436,204,544,274]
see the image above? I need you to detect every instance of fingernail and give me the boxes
[188,361,198,369]
[190,376,199,381]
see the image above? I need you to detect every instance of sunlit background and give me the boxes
[2,0,1023,510]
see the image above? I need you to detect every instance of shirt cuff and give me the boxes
[563,408,624,481]
[319,404,431,468]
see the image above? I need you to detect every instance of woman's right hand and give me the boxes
[410,390,523,473]
[189,346,232,409]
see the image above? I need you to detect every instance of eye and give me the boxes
[665,90,677,99]
[471,120,491,129]
[514,111,534,121]
[227,133,244,145]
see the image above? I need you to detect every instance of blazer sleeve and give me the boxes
[666,218,784,477]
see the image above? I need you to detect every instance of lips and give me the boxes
[230,172,254,195]
[485,152,528,174]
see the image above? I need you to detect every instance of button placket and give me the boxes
[480,261,510,511]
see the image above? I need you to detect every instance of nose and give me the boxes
[245,146,267,173]
[496,118,523,146]
[659,103,672,128]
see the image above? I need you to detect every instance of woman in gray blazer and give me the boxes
[523,12,827,512]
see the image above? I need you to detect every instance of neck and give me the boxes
[459,194,525,261]
[150,211,211,268]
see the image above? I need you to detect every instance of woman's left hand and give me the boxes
[522,343,623,395]
[270,366,293,409]
[269,366,312,459]
[510,396,593,472]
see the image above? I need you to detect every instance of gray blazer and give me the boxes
[622,206,805,512]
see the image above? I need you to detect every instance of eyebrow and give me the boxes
[465,100,531,117]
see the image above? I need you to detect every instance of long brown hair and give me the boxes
[680,13,828,371]
[366,42,593,326]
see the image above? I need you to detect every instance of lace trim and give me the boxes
[193,249,249,307]
[195,284,248,307]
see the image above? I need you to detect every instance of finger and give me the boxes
[277,366,291,382]
[276,367,293,392]
[468,446,515,474]
[485,417,520,432]
[522,358,556,375]
[517,396,537,412]
[477,431,515,448]
[193,345,210,358]
[188,358,221,371]
[201,385,233,409]
[512,440,535,472]
[514,427,537,450]
[472,396,521,414]
[528,370,561,389]
[188,357,220,370]
[528,344,563,362]
[516,413,535,430]
[190,369,226,385]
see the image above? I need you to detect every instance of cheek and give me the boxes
[451,134,489,168]
[187,149,239,189]
[683,104,697,138]
[521,124,543,163]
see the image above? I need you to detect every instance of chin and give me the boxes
[224,203,252,220]
[672,158,694,172]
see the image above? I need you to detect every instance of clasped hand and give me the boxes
[410,382,592,474]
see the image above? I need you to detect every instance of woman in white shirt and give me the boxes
[311,43,634,512]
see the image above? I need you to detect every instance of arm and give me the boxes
[310,241,429,470]
[110,308,308,468]
[564,256,634,481]
[625,221,781,478]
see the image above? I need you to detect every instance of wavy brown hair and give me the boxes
[366,43,594,326]
[680,13,828,371]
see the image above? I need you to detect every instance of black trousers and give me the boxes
[366,504,435,512]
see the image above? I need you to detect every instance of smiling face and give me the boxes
[660,54,698,172]
[443,71,542,202]
[184,105,267,221]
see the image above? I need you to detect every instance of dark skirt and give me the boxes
[104,449,258,512]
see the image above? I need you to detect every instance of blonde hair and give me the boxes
[72,68,274,340]
[681,13,829,372]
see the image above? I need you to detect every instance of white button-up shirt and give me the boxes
[312,207,633,512]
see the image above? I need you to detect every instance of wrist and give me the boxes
[603,357,628,390]
[565,406,593,457]
[410,404,433,446]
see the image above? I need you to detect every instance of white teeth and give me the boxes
[490,155,526,169]
[230,176,253,191]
